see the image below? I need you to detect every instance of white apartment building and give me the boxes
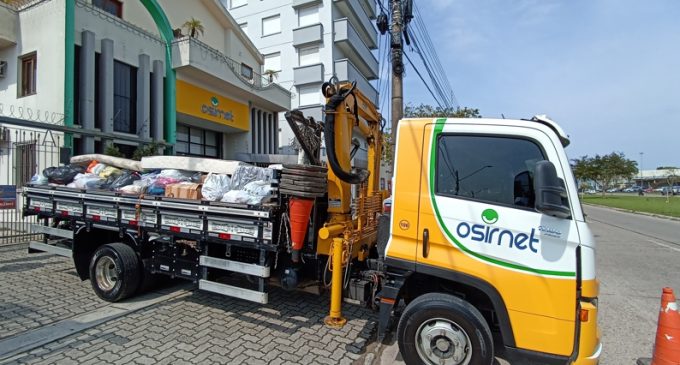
[0,0,290,189]
[226,0,379,155]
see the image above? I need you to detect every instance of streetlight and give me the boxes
[639,152,644,187]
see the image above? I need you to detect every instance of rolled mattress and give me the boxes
[141,156,243,175]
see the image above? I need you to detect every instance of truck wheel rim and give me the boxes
[95,256,118,291]
[415,318,472,365]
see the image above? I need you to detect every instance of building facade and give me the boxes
[0,0,290,178]
[226,0,379,155]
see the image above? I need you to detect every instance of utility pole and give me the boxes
[389,0,404,168]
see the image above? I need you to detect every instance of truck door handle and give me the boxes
[422,228,430,258]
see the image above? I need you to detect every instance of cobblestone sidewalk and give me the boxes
[0,244,381,364]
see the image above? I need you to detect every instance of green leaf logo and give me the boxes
[481,209,499,224]
[210,96,219,107]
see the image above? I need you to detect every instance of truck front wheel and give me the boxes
[89,243,141,302]
[397,293,493,365]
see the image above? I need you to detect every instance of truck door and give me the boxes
[416,120,580,355]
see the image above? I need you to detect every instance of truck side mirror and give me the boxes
[533,160,571,219]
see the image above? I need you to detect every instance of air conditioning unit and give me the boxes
[0,61,6,78]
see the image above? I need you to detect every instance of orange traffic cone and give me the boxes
[638,287,680,365]
[288,197,314,261]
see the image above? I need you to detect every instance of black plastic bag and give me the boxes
[43,164,86,185]
[109,171,141,191]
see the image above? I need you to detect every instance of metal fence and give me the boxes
[0,124,62,244]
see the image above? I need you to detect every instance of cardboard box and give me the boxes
[165,183,202,200]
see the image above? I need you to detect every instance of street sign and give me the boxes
[0,185,17,209]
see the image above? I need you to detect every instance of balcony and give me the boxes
[172,37,291,112]
[333,18,378,80]
[293,23,323,48]
[358,0,376,19]
[334,58,377,104]
[0,5,17,49]
[292,0,323,8]
[294,63,324,86]
[333,0,377,49]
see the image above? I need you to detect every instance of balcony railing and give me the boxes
[172,36,289,94]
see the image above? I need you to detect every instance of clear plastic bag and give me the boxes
[221,190,251,204]
[99,166,122,179]
[202,173,232,201]
[243,180,272,198]
[71,173,104,189]
[230,165,273,191]
[29,173,48,185]
[109,171,141,191]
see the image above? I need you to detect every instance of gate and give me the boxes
[0,125,62,244]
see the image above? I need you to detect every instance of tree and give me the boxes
[664,168,678,202]
[182,18,204,39]
[571,152,638,197]
[133,141,164,160]
[381,103,480,168]
[404,103,481,118]
[263,69,279,83]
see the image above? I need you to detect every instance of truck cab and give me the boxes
[381,116,601,364]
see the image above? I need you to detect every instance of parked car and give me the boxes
[623,186,642,193]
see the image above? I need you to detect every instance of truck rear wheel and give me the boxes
[397,293,493,365]
[89,243,141,302]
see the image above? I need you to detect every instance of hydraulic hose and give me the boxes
[324,88,369,185]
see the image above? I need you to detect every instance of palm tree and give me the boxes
[182,18,204,39]
[263,69,279,83]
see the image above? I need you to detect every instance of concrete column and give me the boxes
[255,110,261,154]
[99,39,114,136]
[151,60,164,143]
[269,113,274,154]
[136,54,150,140]
[80,31,95,153]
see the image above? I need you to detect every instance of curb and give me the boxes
[582,202,680,222]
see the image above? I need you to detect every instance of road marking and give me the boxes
[646,239,680,253]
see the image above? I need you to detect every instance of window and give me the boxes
[239,22,248,35]
[435,135,546,209]
[298,85,323,106]
[92,0,122,17]
[298,5,319,27]
[262,15,281,36]
[298,46,319,66]
[19,52,37,97]
[264,52,281,72]
[113,60,137,134]
[176,125,220,158]
[231,0,247,9]
[240,63,253,80]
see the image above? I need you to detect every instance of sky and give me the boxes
[395,0,680,170]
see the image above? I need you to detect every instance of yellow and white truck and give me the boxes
[24,80,600,364]
[380,115,601,364]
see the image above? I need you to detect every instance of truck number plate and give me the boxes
[208,221,258,239]
[86,206,117,219]
[162,215,202,231]
[56,202,83,215]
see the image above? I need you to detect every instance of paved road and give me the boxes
[0,205,678,364]
[584,205,680,364]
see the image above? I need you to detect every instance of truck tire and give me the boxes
[397,293,493,365]
[89,243,141,302]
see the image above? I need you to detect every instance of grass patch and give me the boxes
[582,194,680,218]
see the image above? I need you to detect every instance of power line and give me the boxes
[404,3,458,109]
[403,51,444,109]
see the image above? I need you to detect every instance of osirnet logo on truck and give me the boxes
[456,209,539,253]
[481,209,498,224]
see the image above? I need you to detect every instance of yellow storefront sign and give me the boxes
[176,80,249,131]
